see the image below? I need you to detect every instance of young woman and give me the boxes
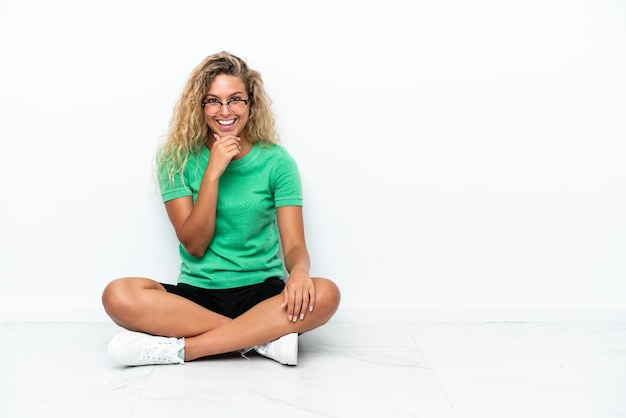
[102,51,340,366]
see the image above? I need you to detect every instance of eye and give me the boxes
[229,97,243,102]
[204,98,219,104]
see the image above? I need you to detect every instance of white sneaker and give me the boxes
[252,333,298,366]
[107,330,185,366]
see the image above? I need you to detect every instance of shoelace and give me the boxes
[239,346,255,360]
[142,341,180,362]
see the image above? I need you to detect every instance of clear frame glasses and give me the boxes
[201,97,250,116]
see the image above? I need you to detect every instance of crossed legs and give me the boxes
[102,277,340,361]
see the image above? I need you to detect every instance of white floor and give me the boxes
[1,319,625,418]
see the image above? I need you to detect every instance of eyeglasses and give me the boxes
[201,97,250,116]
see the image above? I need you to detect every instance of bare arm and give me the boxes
[165,135,240,258]
[277,205,316,322]
[164,178,217,258]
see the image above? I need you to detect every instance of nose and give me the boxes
[219,102,232,116]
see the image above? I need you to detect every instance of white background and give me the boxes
[0,0,624,321]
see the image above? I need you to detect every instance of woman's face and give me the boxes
[203,74,250,140]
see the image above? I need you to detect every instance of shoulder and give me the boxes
[158,146,204,166]
[257,142,285,154]
[256,143,296,162]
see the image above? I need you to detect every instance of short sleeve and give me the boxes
[158,154,194,203]
[272,148,303,208]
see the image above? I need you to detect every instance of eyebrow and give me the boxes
[205,91,246,99]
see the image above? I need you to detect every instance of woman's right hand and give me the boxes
[206,133,241,180]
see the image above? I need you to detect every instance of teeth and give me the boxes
[217,120,235,125]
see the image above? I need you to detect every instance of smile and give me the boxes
[217,119,235,126]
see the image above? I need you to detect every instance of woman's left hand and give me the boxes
[282,269,315,322]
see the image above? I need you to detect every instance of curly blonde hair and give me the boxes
[156,51,278,184]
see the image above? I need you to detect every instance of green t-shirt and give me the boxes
[159,143,303,289]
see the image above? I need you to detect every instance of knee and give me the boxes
[313,278,341,320]
[101,278,134,319]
